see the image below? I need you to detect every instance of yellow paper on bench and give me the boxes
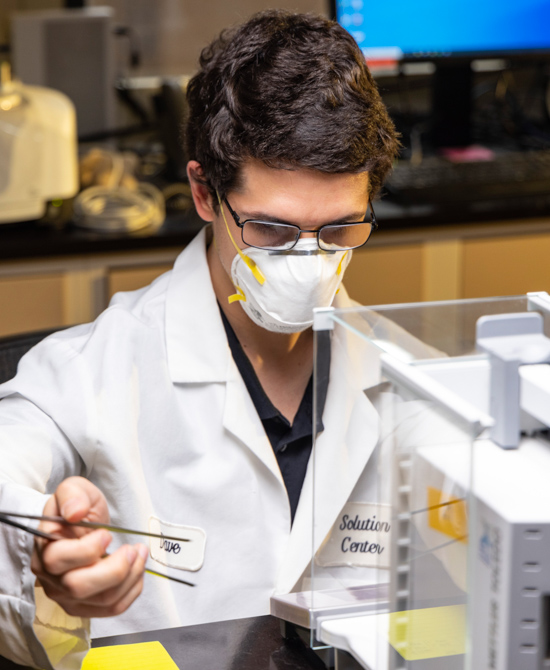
[388,604,466,661]
[82,641,179,670]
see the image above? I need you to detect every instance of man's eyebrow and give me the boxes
[239,209,368,226]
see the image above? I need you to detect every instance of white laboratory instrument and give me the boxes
[272,291,550,670]
[0,63,78,223]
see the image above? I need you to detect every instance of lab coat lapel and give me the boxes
[165,227,228,384]
[165,227,284,482]
[275,316,381,594]
[222,356,284,483]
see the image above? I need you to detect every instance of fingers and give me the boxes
[54,566,146,619]
[31,478,147,618]
[48,476,110,524]
[38,477,111,544]
[34,529,112,576]
[35,543,149,618]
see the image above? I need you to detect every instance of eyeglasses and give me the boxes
[222,197,377,252]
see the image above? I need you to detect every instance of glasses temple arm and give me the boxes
[369,200,378,229]
[222,196,241,225]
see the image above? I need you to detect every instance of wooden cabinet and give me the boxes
[347,218,550,307]
[108,264,173,297]
[1,218,550,338]
[0,273,65,337]
[0,249,180,338]
[344,243,424,306]
[462,232,550,298]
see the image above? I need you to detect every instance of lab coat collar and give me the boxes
[165,226,230,384]
[165,227,287,482]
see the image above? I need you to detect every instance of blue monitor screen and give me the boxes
[334,0,550,60]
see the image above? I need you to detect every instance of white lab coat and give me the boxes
[0,227,382,669]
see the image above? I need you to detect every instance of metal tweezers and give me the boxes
[0,511,195,587]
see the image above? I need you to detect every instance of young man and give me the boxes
[0,10,398,669]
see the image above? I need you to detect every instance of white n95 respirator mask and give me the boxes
[229,241,351,333]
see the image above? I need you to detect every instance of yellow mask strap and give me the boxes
[336,250,349,276]
[216,192,265,286]
[228,285,246,304]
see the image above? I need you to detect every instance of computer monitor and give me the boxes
[331,0,550,148]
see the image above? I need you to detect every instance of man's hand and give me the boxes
[31,476,148,618]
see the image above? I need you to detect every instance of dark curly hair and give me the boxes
[185,10,399,206]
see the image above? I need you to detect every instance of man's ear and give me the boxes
[187,160,215,221]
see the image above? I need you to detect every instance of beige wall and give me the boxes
[3,1,327,74]
[0,0,62,44]
[88,0,328,75]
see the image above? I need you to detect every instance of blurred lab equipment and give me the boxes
[0,63,78,224]
[11,7,116,138]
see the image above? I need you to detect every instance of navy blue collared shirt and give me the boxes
[219,307,329,525]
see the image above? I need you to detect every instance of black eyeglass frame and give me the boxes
[222,197,378,252]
